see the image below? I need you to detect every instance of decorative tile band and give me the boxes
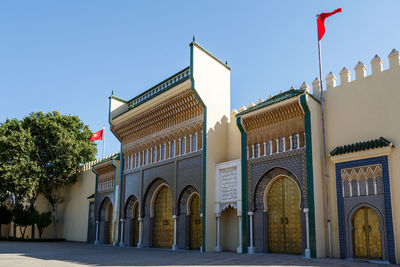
[129,68,191,109]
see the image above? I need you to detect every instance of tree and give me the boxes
[0,119,40,203]
[31,210,52,239]
[22,111,96,238]
[12,204,35,239]
[0,205,12,239]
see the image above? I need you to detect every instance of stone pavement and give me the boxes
[0,241,394,267]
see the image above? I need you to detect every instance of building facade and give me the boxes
[7,41,398,264]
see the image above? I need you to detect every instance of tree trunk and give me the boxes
[31,224,35,239]
[52,206,58,239]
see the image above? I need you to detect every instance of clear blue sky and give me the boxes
[1,1,399,158]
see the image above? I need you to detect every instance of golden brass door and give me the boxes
[106,203,113,244]
[152,186,173,248]
[189,194,202,249]
[353,207,382,259]
[267,176,301,254]
[132,203,139,246]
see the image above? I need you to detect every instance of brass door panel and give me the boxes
[268,178,285,253]
[152,186,173,248]
[353,207,382,259]
[106,203,113,244]
[133,203,139,246]
[189,194,202,250]
[267,176,301,254]
[284,178,301,254]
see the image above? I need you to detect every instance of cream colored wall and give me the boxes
[323,52,400,263]
[61,169,95,242]
[7,168,95,241]
[227,110,241,161]
[306,95,328,258]
[191,43,231,252]
[220,206,239,251]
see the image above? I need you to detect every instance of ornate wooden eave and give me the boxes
[242,100,304,132]
[112,89,203,149]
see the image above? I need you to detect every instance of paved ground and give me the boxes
[0,242,394,267]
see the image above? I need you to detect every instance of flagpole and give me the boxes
[317,15,332,258]
[102,126,106,159]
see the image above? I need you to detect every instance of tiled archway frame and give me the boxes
[335,156,395,263]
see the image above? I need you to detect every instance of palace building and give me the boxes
[5,41,399,264]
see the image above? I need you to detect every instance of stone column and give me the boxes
[289,135,293,150]
[269,140,272,155]
[237,214,243,253]
[303,132,306,147]
[304,208,311,258]
[119,219,125,247]
[137,217,143,248]
[215,213,222,252]
[282,137,286,152]
[276,139,279,153]
[252,144,255,158]
[296,133,300,149]
[95,220,100,245]
[248,212,255,254]
[172,215,178,250]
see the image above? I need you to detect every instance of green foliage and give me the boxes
[31,210,52,239]
[0,119,40,203]
[12,204,35,238]
[0,111,97,238]
[22,111,96,238]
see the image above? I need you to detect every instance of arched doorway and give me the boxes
[132,202,140,246]
[189,194,201,250]
[353,207,382,259]
[125,197,140,247]
[105,202,113,244]
[152,186,173,248]
[267,176,301,254]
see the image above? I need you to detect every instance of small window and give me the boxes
[171,141,176,157]
[152,147,157,163]
[144,150,148,165]
[161,144,166,160]
[254,143,259,157]
[192,133,197,152]
[180,137,186,155]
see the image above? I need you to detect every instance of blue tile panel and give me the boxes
[335,156,396,263]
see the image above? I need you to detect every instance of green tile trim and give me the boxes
[330,137,393,156]
[300,94,317,258]
[236,116,248,254]
[190,42,207,252]
[93,172,99,238]
[237,89,305,116]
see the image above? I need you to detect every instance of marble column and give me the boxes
[215,213,222,252]
[304,208,311,258]
[237,215,243,253]
[172,215,178,250]
[119,219,125,247]
[95,220,100,245]
[137,217,143,248]
[248,212,255,254]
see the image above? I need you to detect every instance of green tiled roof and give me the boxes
[92,153,120,167]
[330,137,393,156]
[237,89,305,116]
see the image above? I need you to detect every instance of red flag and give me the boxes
[89,129,103,141]
[317,8,342,41]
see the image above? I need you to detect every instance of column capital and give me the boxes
[303,208,309,213]
[138,217,143,221]
[215,213,221,218]
[248,211,254,216]
[172,215,178,219]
